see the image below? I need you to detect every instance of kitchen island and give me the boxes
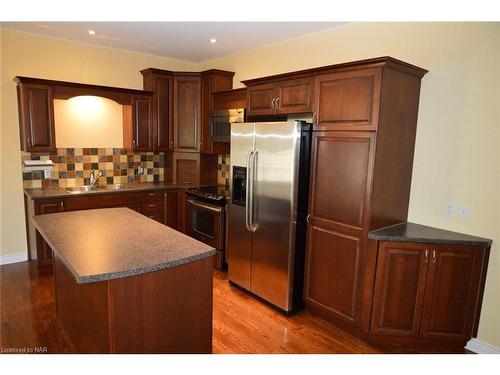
[31,207,215,353]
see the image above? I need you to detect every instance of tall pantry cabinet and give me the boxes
[303,60,428,336]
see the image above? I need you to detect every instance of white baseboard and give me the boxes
[0,252,28,265]
[466,338,500,354]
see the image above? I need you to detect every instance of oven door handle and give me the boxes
[187,199,222,214]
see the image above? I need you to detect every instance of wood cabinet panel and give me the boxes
[64,193,141,211]
[370,242,429,337]
[155,75,173,151]
[132,95,153,151]
[173,76,201,152]
[34,199,63,266]
[314,68,381,130]
[165,190,180,230]
[420,245,483,341]
[200,74,214,154]
[246,84,276,116]
[309,131,373,229]
[276,78,313,114]
[304,226,361,323]
[18,84,56,152]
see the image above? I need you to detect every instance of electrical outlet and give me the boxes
[444,201,454,217]
[459,204,470,219]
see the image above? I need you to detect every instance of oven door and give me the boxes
[186,198,223,249]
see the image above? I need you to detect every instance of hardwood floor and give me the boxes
[0,261,466,354]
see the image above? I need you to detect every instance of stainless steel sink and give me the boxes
[63,185,99,194]
[96,184,129,190]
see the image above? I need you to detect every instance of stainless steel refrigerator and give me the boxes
[227,121,312,313]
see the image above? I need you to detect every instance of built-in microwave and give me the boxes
[209,108,245,142]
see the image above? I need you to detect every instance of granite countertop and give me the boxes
[368,222,492,247]
[24,181,215,199]
[31,207,216,284]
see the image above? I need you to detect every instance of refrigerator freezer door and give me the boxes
[250,122,301,311]
[227,123,255,290]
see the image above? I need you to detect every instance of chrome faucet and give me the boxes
[90,169,102,186]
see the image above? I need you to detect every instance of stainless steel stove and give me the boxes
[185,186,229,270]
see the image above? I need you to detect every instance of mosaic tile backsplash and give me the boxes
[22,148,165,189]
[217,154,230,187]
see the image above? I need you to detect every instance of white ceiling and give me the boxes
[1,22,347,63]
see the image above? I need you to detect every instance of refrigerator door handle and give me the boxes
[245,150,254,232]
[249,150,258,232]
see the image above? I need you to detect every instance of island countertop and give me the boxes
[31,207,216,284]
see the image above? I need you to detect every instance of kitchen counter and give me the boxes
[31,207,215,353]
[24,181,199,199]
[368,222,492,247]
[32,207,215,283]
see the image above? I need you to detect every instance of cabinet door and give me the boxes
[200,74,214,154]
[370,242,429,337]
[314,68,381,131]
[18,84,56,152]
[173,76,201,152]
[132,95,153,151]
[420,245,483,341]
[164,190,180,230]
[304,224,363,323]
[304,131,375,326]
[276,78,314,114]
[246,83,276,116]
[34,199,63,267]
[309,131,374,229]
[154,75,173,151]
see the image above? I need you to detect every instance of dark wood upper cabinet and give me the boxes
[420,245,483,341]
[370,242,429,337]
[213,87,247,110]
[173,75,201,152]
[200,70,234,154]
[141,69,174,152]
[246,83,276,116]
[275,78,314,114]
[131,95,153,151]
[314,68,382,131]
[17,83,56,152]
[246,78,314,116]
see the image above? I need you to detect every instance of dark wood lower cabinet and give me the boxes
[33,199,63,268]
[368,241,488,346]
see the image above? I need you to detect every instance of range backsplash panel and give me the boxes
[22,148,165,189]
[217,154,230,187]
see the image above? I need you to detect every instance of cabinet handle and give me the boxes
[132,139,136,149]
[164,191,167,198]
[271,98,276,111]
[424,249,429,263]
[60,201,64,211]
[27,136,31,146]
[148,203,157,208]
[276,97,280,110]
[306,214,311,225]
[431,250,437,263]
[170,140,174,149]
[148,193,156,196]
[312,112,317,125]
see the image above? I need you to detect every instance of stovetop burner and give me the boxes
[186,185,230,204]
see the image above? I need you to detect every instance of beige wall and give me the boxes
[1,23,499,348]
[199,22,500,348]
[54,97,124,148]
[0,28,197,258]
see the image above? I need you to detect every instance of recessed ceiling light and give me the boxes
[88,30,96,35]
[209,38,217,44]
